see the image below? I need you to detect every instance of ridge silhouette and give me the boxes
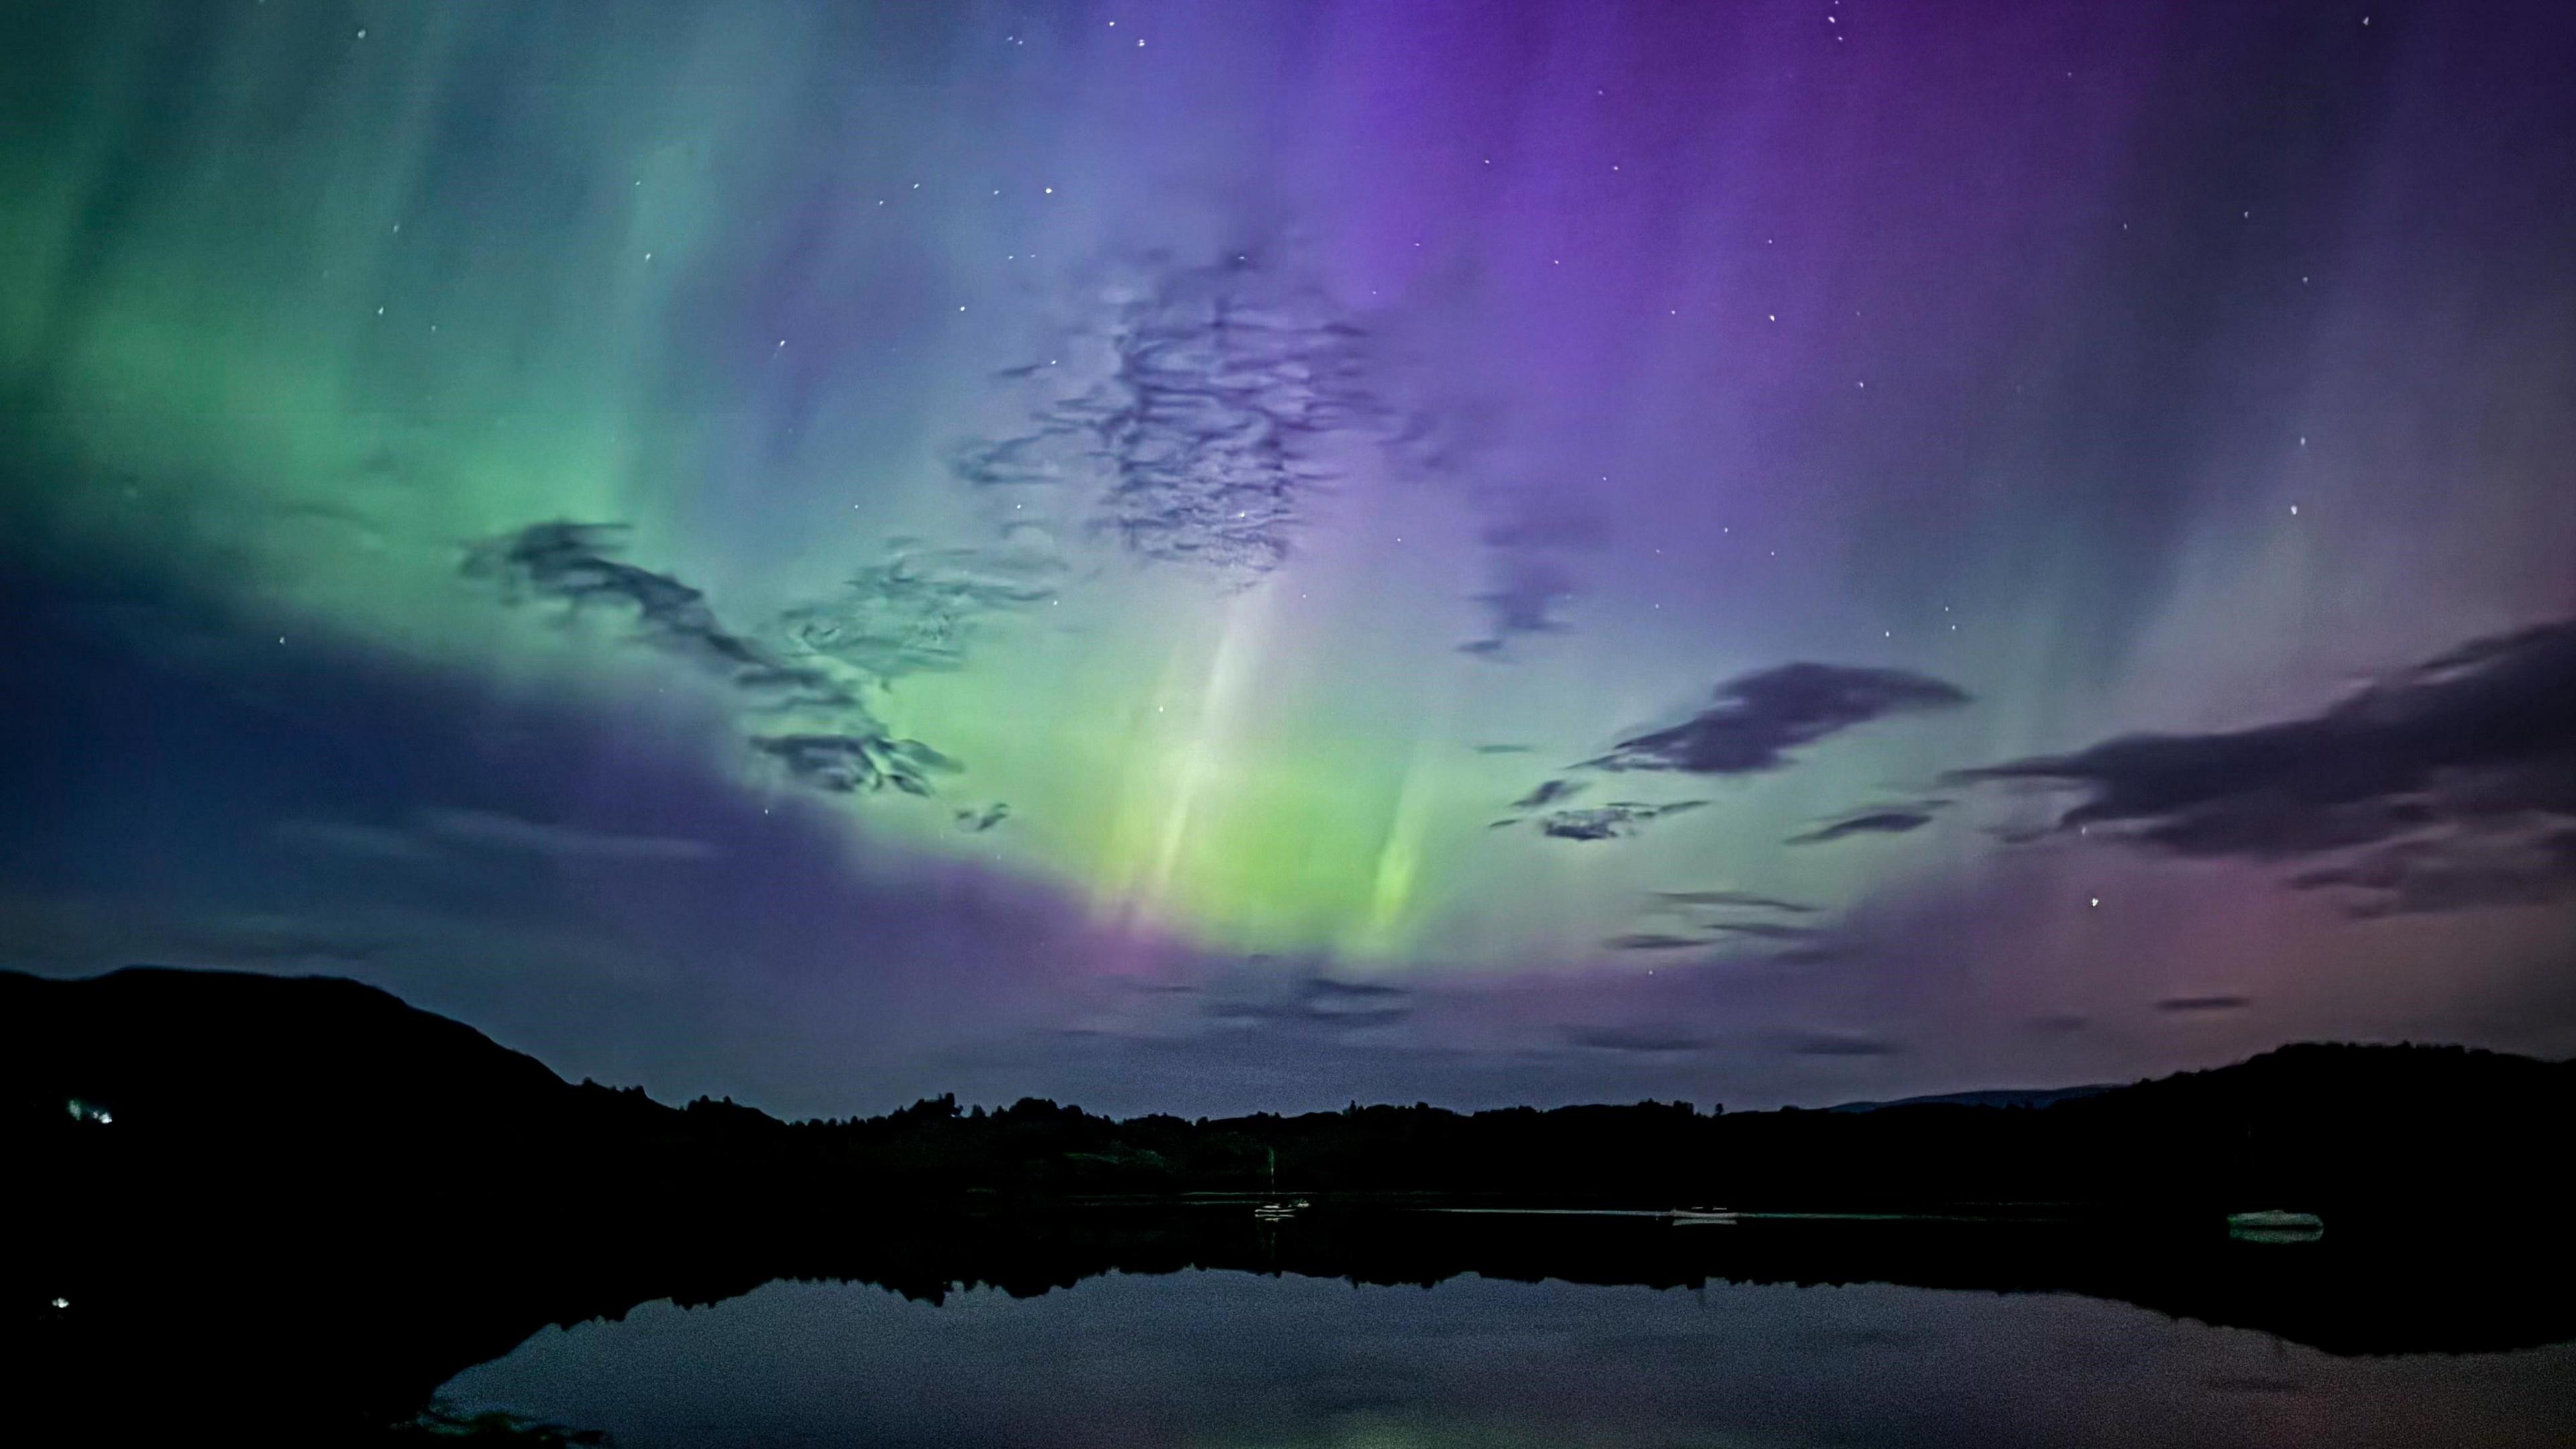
[8,965,2572,1438]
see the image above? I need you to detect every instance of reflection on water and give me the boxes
[445,1268,2576,1448]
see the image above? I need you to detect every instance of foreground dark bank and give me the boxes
[7,966,2575,1440]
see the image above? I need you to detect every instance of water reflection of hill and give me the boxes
[9,967,2574,1438]
[13,1203,2575,1440]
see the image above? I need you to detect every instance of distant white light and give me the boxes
[51,1297,68,1309]
[2088,898,2100,908]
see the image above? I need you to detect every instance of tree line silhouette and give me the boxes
[9,966,2575,1440]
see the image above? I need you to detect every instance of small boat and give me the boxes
[1251,1148,1302,1220]
[1668,1207,1739,1225]
[2228,1209,2323,1243]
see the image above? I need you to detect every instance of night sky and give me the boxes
[5,1,2572,1118]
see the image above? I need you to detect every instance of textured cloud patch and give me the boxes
[1585,663,1971,775]
[462,523,845,707]
[775,541,1063,682]
[1533,800,1708,841]
[751,733,959,797]
[466,523,976,800]
[1956,616,2576,916]
[961,252,1423,584]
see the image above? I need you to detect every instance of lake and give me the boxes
[441,1253,2576,1448]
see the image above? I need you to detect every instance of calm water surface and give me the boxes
[441,1269,2576,1447]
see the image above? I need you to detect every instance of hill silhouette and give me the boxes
[8,965,2574,1438]
[9,963,2571,1214]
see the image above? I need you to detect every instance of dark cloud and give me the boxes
[751,733,959,797]
[1564,1026,1711,1054]
[954,802,1012,833]
[1585,663,1971,775]
[962,252,1421,582]
[1472,744,1535,755]
[466,523,977,799]
[1303,977,1409,1002]
[2156,995,2253,1014]
[1603,933,1711,952]
[1788,803,1945,846]
[1508,778,1587,812]
[1771,1030,1907,1057]
[1534,800,1708,841]
[1201,974,1413,1031]
[2287,829,2576,916]
[1706,920,1821,941]
[1955,616,2576,915]
[462,523,845,706]
[1650,890,1817,915]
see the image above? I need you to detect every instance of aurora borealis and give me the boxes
[4,0,2572,1117]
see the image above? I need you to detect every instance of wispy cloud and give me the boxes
[281,808,715,864]
[955,802,1012,833]
[461,522,847,708]
[1200,973,1414,1032]
[1564,1026,1710,1054]
[417,808,714,861]
[1459,492,1606,659]
[465,523,969,800]
[1508,778,1587,812]
[2156,995,2252,1014]
[1650,890,1817,914]
[1955,616,2576,915]
[1788,802,1947,846]
[1770,1030,1907,1057]
[1587,663,1970,776]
